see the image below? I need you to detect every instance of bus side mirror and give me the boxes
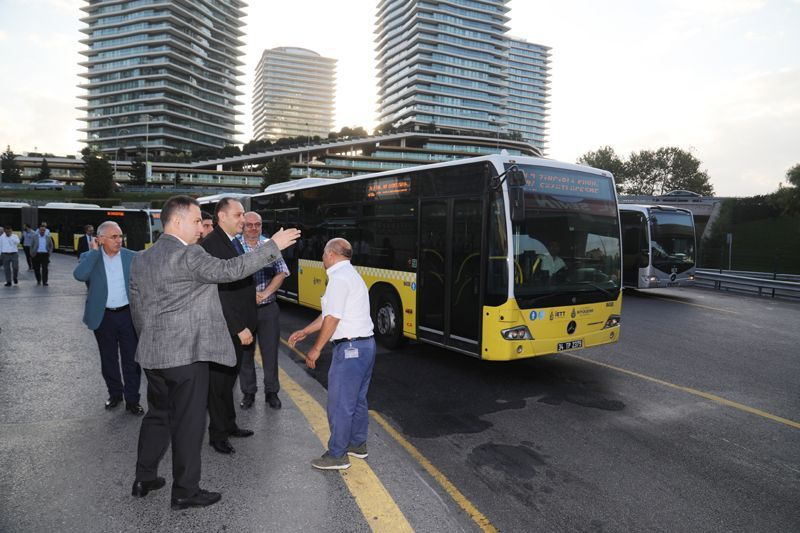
[510,186,525,223]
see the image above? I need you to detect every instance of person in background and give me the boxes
[201,198,256,455]
[237,211,289,410]
[129,195,299,509]
[0,226,21,286]
[22,224,35,270]
[288,238,375,471]
[30,224,54,286]
[200,210,214,240]
[73,221,142,414]
[76,224,95,257]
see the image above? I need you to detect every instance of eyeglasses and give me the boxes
[103,234,124,240]
[244,222,262,228]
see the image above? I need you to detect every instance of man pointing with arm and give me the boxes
[129,195,299,510]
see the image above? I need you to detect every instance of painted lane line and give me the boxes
[564,353,800,430]
[278,366,414,533]
[370,411,498,533]
[280,339,498,533]
[641,294,739,314]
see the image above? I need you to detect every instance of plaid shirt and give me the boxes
[237,234,290,305]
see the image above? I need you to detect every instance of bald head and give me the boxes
[325,238,352,259]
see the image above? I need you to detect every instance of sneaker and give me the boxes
[311,452,350,470]
[347,443,368,459]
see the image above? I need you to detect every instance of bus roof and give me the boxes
[620,204,694,215]
[196,192,250,205]
[0,202,30,208]
[251,154,616,198]
[43,202,101,208]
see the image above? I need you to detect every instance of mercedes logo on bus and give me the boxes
[670,273,677,282]
[567,321,577,335]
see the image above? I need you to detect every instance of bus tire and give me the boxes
[371,288,405,349]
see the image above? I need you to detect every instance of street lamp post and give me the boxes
[306,122,310,178]
[115,128,130,178]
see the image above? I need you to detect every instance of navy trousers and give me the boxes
[327,337,376,458]
[93,307,141,403]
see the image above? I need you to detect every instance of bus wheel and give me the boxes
[372,289,404,349]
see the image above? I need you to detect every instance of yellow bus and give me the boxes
[250,154,622,361]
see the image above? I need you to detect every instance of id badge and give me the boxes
[344,347,359,359]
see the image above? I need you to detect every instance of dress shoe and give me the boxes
[105,397,123,409]
[43,282,49,286]
[265,392,282,409]
[171,489,221,510]
[209,439,235,454]
[239,393,255,409]
[131,477,166,497]
[126,403,145,415]
[13,279,17,284]
[3,283,9,287]
[229,427,254,438]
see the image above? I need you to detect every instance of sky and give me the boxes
[0,0,798,196]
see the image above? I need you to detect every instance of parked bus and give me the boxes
[249,154,622,360]
[0,202,30,235]
[619,204,696,288]
[18,203,162,252]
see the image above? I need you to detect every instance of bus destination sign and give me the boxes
[366,177,411,200]
[519,166,613,200]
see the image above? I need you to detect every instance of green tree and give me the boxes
[128,156,147,186]
[624,147,713,196]
[81,146,114,198]
[776,163,800,215]
[262,158,292,189]
[577,146,627,193]
[1,146,22,183]
[37,158,52,181]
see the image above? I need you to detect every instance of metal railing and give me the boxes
[695,269,800,299]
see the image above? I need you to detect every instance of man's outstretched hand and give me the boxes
[271,227,301,250]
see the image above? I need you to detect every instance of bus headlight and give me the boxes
[501,326,533,340]
[603,315,621,329]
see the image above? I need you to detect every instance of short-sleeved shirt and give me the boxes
[321,260,373,341]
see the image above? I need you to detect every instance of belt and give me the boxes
[331,335,373,346]
[106,304,130,312]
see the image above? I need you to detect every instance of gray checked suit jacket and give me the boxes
[129,233,283,370]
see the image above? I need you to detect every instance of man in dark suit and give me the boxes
[76,224,95,257]
[200,197,257,454]
[73,221,142,414]
[30,224,54,286]
[129,195,299,509]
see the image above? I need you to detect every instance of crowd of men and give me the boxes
[66,195,377,510]
[0,223,54,286]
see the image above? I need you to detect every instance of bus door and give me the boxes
[274,208,300,297]
[418,197,484,355]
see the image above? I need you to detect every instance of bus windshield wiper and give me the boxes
[573,281,616,298]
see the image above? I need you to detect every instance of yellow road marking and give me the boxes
[638,293,739,315]
[564,353,800,430]
[280,339,498,533]
[371,411,498,533]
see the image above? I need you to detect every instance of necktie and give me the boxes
[232,238,244,256]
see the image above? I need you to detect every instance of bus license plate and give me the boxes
[557,340,583,352]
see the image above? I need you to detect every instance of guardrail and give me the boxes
[695,269,800,299]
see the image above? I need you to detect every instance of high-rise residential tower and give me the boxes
[375,0,511,136]
[78,0,245,157]
[506,38,550,152]
[252,47,336,141]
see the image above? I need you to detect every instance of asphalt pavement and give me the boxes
[1,251,798,532]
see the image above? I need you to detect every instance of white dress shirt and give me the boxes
[0,233,20,253]
[321,260,374,341]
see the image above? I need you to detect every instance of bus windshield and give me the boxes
[649,209,695,273]
[510,164,621,307]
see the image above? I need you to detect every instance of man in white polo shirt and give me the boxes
[288,237,375,470]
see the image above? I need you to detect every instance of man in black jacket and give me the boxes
[201,198,257,454]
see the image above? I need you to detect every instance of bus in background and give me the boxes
[25,203,162,252]
[619,204,696,288]
[0,202,30,236]
[250,154,622,361]
[197,192,251,218]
